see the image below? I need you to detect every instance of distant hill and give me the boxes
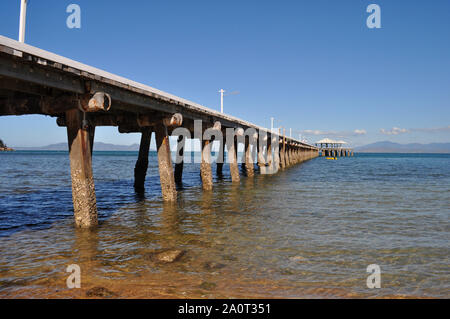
[355,141,450,153]
[15,142,141,151]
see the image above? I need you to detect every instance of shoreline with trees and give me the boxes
[0,139,14,151]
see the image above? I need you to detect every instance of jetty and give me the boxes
[0,35,319,228]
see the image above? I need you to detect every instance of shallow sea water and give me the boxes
[0,151,448,298]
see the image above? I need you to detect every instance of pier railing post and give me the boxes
[66,109,98,228]
[134,127,152,192]
[155,123,177,201]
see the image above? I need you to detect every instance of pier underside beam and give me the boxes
[155,124,177,201]
[66,109,98,228]
[134,127,152,192]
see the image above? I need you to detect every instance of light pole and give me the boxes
[219,89,225,113]
[19,0,28,43]
[218,89,239,113]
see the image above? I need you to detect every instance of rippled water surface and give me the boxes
[0,151,449,298]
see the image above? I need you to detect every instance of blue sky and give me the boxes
[0,0,449,147]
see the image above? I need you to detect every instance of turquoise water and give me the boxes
[0,151,449,297]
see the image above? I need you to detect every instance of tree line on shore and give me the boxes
[0,139,13,151]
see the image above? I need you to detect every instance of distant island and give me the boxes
[14,142,141,152]
[355,141,450,153]
[9,140,450,153]
[0,139,14,151]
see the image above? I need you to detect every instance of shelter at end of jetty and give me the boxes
[315,138,354,157]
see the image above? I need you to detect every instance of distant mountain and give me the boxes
[355,141,450,153]
[15,142,141,151]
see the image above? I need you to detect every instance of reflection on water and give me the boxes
[0,151,449,298]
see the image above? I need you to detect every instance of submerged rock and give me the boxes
[222,254,237,262]
[86,286,116,298]
[289,256,306,263]
[198,281,217,290]
[148,249,185,263]
[202,262,226,271]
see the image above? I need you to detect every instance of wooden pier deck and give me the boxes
[0,35,319,228]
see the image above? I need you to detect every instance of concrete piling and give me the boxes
[66,109,98,228]
[244,136,255,177]
[134,127,152,192]
[201,139,213,190]
[174,134,185,185]
[227,136,240,182]
[216,137,225,177]
[155,124,177,201]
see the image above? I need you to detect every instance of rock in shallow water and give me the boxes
[86,286,116,298]
[198,281,217,290]
[289,256,306,262]
[202,261,226,271]
[148,249,185,263]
